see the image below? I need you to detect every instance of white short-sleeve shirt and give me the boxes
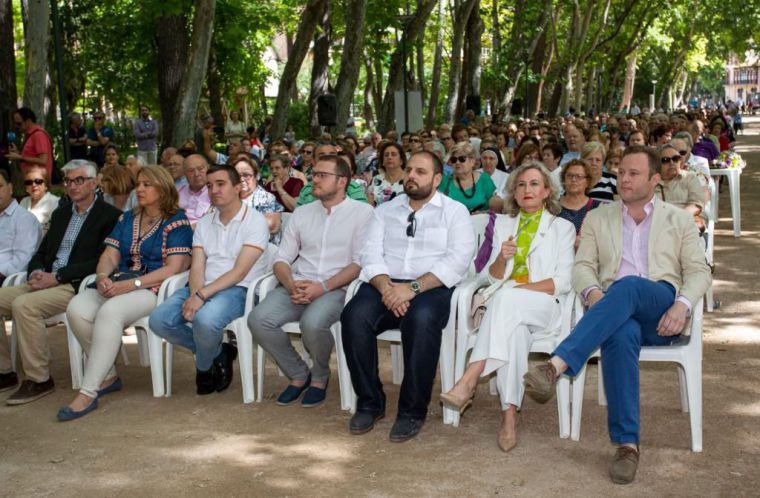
[193,203,270,287]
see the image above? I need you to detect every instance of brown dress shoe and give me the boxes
[609,445,640,484]
[523,361,558,403]
[6,378,55,405]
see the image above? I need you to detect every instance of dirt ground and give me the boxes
[2,120,760,498]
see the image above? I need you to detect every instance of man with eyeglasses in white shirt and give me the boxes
[341,150,475,442]
[249,154,373,408]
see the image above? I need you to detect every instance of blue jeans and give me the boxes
[149,286,247,371]
[552,276,679,445]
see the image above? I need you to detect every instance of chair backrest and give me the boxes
[280,212,292,233]
[705,178,717,222]
[3,272,27,288]
[470,213,491,249]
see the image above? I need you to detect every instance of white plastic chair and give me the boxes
[162,243,278,402]
[334,279,461,425]
[570,300,705,452]
[704,178,717,312]
[452,272,574,435]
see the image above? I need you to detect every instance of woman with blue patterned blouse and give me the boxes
[59,166,193,421]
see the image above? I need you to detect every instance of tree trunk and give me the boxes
[378,0,437,134]
[334,0,368,135]
[443,0,477,123]
[527,28,546,114]
[620,52,637,111]
[425,0,446,128]
[271,0,328,141]
[460,0,482,117]
[309,3,332,138]
[371,55,384,126]
[362,57,376,129]
[416,31,426,109]
[21,0,50,119]
[171,0,216,146]
[156,14,189,149]
[207,49,223,127]
[0,0,17,150]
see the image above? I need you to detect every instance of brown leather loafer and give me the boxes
[609,445,640,484]
[523,361,558,403]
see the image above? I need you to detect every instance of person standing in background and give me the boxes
[133,105,159,165]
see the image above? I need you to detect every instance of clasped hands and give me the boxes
[586,289,688,337]
[27,271,57,291]
[382,281,415,318]
[96,277,133,298]
[289,280,325,305]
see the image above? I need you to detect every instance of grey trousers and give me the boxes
[248,286,346,384]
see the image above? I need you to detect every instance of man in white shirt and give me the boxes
[150,164,270,394]
[0,170,42,285]
[249,155,373,408]
[341,151,475,442]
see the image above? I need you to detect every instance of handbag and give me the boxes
[470,279,509,328]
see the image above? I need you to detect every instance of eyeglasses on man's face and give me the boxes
[63,176,92,186]
[312,171,344,180]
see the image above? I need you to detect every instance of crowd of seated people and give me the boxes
[0,103,733,485]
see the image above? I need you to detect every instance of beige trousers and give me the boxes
[66,288,157,397]
[0,283,75,382]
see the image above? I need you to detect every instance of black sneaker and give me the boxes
[388,417,424,443]
[196,369,215,395]
[213,343,236,392]
[0,371,19,393]
[6,378,55,405]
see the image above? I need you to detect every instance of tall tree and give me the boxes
[156,11,190,148]
[271,0,328,141]
[334,0,368,135]
[21,0,50,118]
[443,0,477,123]
[425,0,446,128]
[171,0,216,145]
[308,3,331,138]
[0,0,17,148]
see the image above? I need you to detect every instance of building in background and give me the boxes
[724,52,759,105]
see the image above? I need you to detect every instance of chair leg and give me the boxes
[165,342,173,397]
[677,365,689,413]
[571,362,589,441]
[145,328,165,397]
[685,361,703,452]
[489,377,498,395]
[136,328,150,367]
[439,324,456,426]
[390,344,403,385]
[332,323,355,412]
[10,320,17,373]
[556,376,571,439]
[705,286,714,313]
[120,344,130,366]
[233,321,255,404]
[597,359,607,406]
[65,317,84,391]
[256,345,266,402]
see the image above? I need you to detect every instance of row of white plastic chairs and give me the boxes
[1,211,704,451]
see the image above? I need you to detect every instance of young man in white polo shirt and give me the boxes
[248,154,374,408]
[149,164,270,394]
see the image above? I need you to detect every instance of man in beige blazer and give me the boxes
[523,145,711,485]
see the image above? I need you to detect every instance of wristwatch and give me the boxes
[54,273,63,284]
[133,279,143,289]
[410,280,421,295]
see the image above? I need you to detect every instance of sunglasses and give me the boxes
[661,155,681,164]
[449,155,469,164]
[676,150,688,156]
[24,179,45,186]
[406,211,417,238]
[409,138,421,143]
[94,116,104,121]
[302,150,313,155]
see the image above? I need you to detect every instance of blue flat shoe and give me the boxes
[301,380,328,408]
[57,398,99,422]
[276,375,311,406]
[96,378,123,398]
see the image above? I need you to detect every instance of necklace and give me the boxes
[455,173,477,199]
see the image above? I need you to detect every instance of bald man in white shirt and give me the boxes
[341,151,475,442]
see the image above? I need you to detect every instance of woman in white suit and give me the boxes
[441,162,575,452]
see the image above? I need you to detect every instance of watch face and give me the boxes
[134,279,142,288]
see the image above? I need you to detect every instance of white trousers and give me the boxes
[469,287,561,410]
[66,288,157,397]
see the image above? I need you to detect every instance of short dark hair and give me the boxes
[207,163,241,185]
[378,141,406,170]
[542,142,563,160]
[410,150,443,176]
[315,154,351,192]
[622,145,661,177]
[15,107,36,123]
[0,169,10,183]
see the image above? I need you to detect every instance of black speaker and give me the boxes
[510,98,523,116]
[465,95,481,115]
[317,94,337,126]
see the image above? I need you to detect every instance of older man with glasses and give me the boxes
[0,160,121,405]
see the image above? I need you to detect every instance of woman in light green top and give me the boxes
[440,162,576,454]
[438,141,495,213]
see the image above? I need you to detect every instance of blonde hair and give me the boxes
[135,165,180,217]
[503,162,562,217]
[580,141,606,160]
[100,165,136,196]
[449,141,475,158]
